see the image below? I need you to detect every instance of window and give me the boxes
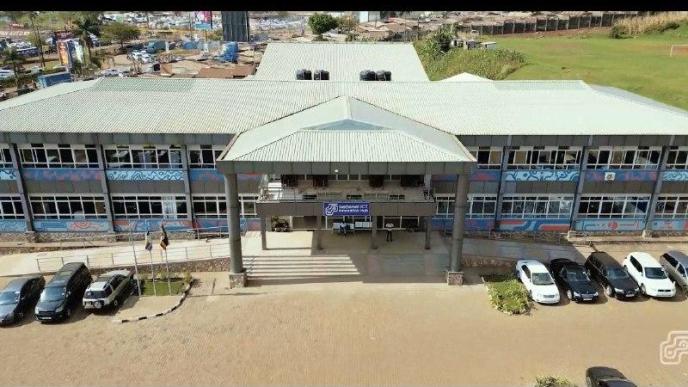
[435,194,497,219]
[328,174,366,181]
[506,146,581,170]
[388,194,405,201]
[468,146,503,169]
[191,194,258,218]
[104,145,182,169]
[111,195,187,219]
[0,145,12,168]
[0,196,24,219]
[663,254,678,268]
[655,195,688,219]
[187,145,224,168]
[501,195,573,219]
[587,146,661,169]
[678,265,686,277]
[521,266,530,278]
[578,195,650,218]
[18,144,98,168]
[29,195,106,219]
[667,147,688,169]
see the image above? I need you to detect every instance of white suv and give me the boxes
[83,270,134,310]
[622,252,676,298]
[515,259,560,304]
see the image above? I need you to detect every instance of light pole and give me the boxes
[127,219,142,296]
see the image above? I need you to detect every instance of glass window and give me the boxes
[578,195,651,218]
[587,146,661,169]
[187,145,226,168]
[17,144,99,168]
[655,195,688,219]
[111,195,187,219]
[468,147,503,169]
[500,195,574,219]
[506,146,581,170]
[191,194,257,218]
[0,196,24,219]
[29,195,106,220]
[104,145,183,169]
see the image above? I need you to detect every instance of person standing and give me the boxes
[385,222,393,242]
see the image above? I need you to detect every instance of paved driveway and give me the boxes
[0,273,687,386]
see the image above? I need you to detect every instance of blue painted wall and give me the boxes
[0,219,26,232]
[0,168,17,180]
[503,170,579,182]
[23,168,102,181]
[574,218,646,232]
[106,169,185,181]
[33,219,111,232]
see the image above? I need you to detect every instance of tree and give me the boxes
[72,16,100,66]
[28,12,45,67]
[308,13,338,36]
[2,49,25,87]
[102,21,140,51]
[336,16,357,33]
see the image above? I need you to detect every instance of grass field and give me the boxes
[490,24,688,110]
[420,24,688,110]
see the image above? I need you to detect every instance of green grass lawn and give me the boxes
[483,24,688,110]
[140,279,185,296]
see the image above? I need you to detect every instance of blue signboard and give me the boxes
[323,202,370,217]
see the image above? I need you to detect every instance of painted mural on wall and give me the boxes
[574,219,646,232]
[238,173,262,181]
[431,216,494,231]
[189,169,223,182]
[33,219,111,232]
[585,170,657,182]
[0,168,17,180]
[432,175,458,182]
[113,219,193,233]
[503,170,579,182]
[106,170,185,181]
[662,171,688,182]
[0,219,27,232]
[651,219,688,231]
[22,168,102,181]
[498,219,570,232]
[195,217,259,233]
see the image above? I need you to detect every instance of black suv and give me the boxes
[0,276,45,326]
[35,262,92,322]
[550,258,599,303]
[585,252,639,300]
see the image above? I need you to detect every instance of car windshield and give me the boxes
[39,286,66,302]
[566,269,590,282]
[0,290,19,305]
[84,289,109,299]
[607,268,630,280]
[532,273,554,285]
[645,267,667,279]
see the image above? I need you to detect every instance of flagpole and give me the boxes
[129,220,142,296]
[164,249,172,295]
[160,224,172,295]
[145,228,156,296]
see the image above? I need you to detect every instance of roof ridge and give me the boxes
[588,84,688,119]
[0,78,101,113]
[393,129,464,159]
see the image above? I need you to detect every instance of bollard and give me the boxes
[36,259,41,273]
[60,257,64,266]
[85,255,90,267]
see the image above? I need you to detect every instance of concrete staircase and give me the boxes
[244,254,363,281]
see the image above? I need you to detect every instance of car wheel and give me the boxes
[641,284,647,296]
[113,299,119,308]
[606,284,614,297]
[566,290,573,300]
[586,376,593,387]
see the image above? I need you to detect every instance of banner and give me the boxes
[323,202,370,217]
[194,11,212,30]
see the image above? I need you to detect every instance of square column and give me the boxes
[448,173,470,284]
[316,215,323,250]
[370,215,378,250]
[424,216,431,250]
[224,173,246,287]
[260,216,267,249]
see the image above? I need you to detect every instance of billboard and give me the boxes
[194,11,212,30]
[57,40,72,68]
[323,202,370,217]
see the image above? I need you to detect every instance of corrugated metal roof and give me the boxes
[1,77,687,136]
[224,96,472,163]
[254,42,429,81]
[440,72,491,82]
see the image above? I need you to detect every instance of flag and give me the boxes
[144,230,152,251]
[160,225,169,250]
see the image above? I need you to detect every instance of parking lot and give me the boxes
[1,269,688,386]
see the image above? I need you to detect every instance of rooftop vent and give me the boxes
[296,69,312,80]
[359,70,376,81]
[314,69,330,80]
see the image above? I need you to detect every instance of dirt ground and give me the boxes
[1,272,687,387]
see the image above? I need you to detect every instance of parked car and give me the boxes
[585,367,637,387]
[622,252,676,298]
[0,276,45,325]
[659,250,688,293]
[0,69,15,80]
[515,259,560,304]
[35,262,92,322]
[549,258,599,303]
[585,252,639,300]
[83,270,134,311]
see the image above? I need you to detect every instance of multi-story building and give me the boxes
[1,43,687,285]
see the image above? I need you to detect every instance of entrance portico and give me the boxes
[217,96,476,287]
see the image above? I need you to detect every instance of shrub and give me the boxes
[183,271,193,285]
[484,274,530,315]
[417,45,527,81]
[534,376,577,387]
[611,12,688,37]
[609,25,630,39]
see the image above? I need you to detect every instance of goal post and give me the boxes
[670,44,688,57]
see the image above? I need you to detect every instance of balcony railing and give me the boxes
[258,180,435,203]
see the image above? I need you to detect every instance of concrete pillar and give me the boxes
[449,173,470,274]
[568,139,591,237]
[494,137,512,231]
[96,145,115,233]
[224,174,245,287]
[643,141,672,238]
[316,215,323,250]
[9,145,33,233]
[370,215,377,249]
[180,145,194,227]
[260,216,267,249]
[424,216,431,250]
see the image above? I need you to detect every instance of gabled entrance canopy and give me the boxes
[217,96,476,176]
